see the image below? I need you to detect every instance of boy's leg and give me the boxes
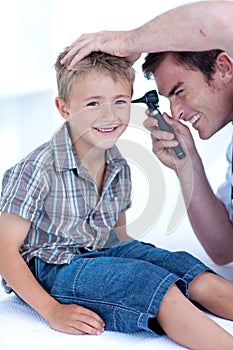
[31,253,181,334]
[31,252,233,349]
[188,271,233,320]
[108,241,233,348]
[156,284,233,350]
[109,240,212,290]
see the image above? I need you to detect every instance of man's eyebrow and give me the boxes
[168,82,184,97]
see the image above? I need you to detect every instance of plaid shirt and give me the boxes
[0,122,131,265]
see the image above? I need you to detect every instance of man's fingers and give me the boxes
[61,45,93,70]
[143,116,158,132]
[68,48,92,69]
[60,33,95,66]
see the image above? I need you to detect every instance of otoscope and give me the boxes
[131,90,185,159]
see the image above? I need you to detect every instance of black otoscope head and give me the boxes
[131,90,186,159]
[131,90,159,111]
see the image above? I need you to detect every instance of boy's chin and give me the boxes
[97,140,117,150]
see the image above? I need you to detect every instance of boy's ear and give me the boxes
[216,52,233,82]
[55,97,70,120]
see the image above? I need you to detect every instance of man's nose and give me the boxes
[170,101,184,121]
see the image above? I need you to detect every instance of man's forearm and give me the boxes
[130,1,233,57]
[177,158,233,265]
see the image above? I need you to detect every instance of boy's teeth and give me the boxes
[97,127,115,132]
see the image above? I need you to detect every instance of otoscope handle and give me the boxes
[151,109,185,159]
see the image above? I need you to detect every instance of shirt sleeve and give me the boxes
[0,161,48,223]
[216,140,232,221]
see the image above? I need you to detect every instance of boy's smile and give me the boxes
[94,125,120,135]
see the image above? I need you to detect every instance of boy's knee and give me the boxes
[188,271,214,300]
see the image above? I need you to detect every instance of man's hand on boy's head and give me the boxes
[47,303,105,335]
[60,30,141,70]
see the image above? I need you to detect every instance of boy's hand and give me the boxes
[47,302,105,335]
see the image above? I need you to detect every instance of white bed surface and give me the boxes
[2,293,233,350]
[1,220,233,350]
[0,294,181,350]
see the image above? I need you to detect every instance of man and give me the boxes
[142,50,233,265]
[61,1,233,264]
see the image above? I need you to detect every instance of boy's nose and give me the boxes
[100,103,117,120]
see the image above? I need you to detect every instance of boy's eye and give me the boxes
[85,100,129,109]
[115,99,128,105]
[86,101,100,107]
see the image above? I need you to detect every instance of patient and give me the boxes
[1,48,233,350]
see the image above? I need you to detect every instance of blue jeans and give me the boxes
[30,240,211,334]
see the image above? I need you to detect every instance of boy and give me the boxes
[1,50,233,349]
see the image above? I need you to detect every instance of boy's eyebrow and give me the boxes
[167,82,184,97]
[83,94,131,101]
[83,95,102,101]
[115,94,131,99]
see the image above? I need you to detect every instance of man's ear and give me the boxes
[216,52,233,83]
[55,97,70,120]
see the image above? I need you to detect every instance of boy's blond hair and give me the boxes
[55,49,135,104]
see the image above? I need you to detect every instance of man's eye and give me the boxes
[175,90,184,96]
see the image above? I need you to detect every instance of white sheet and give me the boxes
[0,295,182,350]
[2,293,233,350]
